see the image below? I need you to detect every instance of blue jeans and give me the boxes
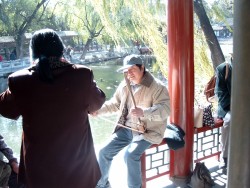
[97,128,152,188]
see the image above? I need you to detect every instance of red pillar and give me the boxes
[167,0,194,184]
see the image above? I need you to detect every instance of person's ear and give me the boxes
[141,65,145,71]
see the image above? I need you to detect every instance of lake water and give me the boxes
[0,61,124,160]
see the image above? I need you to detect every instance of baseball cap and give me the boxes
[117,54,143,73]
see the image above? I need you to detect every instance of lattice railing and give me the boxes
[141,120,223,188]
[141,140,170,188]
[194,123,222,163]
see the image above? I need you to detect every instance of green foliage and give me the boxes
[0,0,74,36]
[194,27,214,100]
[205,0,233,29]
[90,0,168,76]
[0,0,228,89]
[1,0,41,34]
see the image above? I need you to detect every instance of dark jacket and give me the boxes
[215,62,232,118]
[0,63,105,188]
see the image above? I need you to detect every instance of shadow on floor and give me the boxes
[210,166,227,188]
[146,164,227,188]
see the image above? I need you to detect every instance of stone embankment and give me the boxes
[0,47,151,78]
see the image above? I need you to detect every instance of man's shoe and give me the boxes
[219,157,227,169]
[96,181,112,188]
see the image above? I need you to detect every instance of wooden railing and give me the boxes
[141,140,170,188]
[194,119,223,163]
[141,119,223,188]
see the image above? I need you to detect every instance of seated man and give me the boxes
[92,55,170,188]
[0,134,19,188]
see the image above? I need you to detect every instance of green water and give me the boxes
[0,61,124,160]
[90,61,123,99]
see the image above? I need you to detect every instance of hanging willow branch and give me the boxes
[91,0,168,76]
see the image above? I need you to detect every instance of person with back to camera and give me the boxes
[92,54,171,188]
[0,28,106,188]
[0,134,19,188]
[215,52,233,169]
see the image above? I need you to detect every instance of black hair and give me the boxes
[29,29,64,83]
[135,64,145,73]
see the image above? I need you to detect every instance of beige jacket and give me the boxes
[98,72,170,144]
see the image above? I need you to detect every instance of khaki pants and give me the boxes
[220,111,231,158]
[0,160,11,187]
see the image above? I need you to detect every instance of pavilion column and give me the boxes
[167,0,194,185]
[227,0,250,187]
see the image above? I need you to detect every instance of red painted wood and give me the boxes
[141,152,147,188]
[168,0,194,178]
[195,119,223,133]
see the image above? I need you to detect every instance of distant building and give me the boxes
[0,31,79,49]
[0,31,79,59]
[212,18,233,38]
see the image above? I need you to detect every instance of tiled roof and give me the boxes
[1,31,79,44]
[0,36,15,43]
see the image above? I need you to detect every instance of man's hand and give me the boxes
[11,161,19,174]
[137,121,146,133]
[130,107,144,118]
[90,111,98,117]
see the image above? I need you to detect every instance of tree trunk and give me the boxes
[194,0,225,70]
[15,32,25,58]
[80,38,93,59]
[13,0,48,59]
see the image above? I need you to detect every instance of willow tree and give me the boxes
[194,0,225,70]
[90,0,168,76]
[57,0,104,60]
[0,0,51,58]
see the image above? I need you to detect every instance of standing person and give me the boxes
[92,54,170,188]
[66,46,73,61]
[10,49,17,61]
[69,47,74,62]
[0,28,106,188]
[215,52,233,169]
[5,49,10,61]
[0,54,3,62]
[0,134,19,188]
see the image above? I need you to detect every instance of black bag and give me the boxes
[164,123,185,150]
[203,104,215,127]
[190,162,215,188]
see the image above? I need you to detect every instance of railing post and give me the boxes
[141,152,146,188]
